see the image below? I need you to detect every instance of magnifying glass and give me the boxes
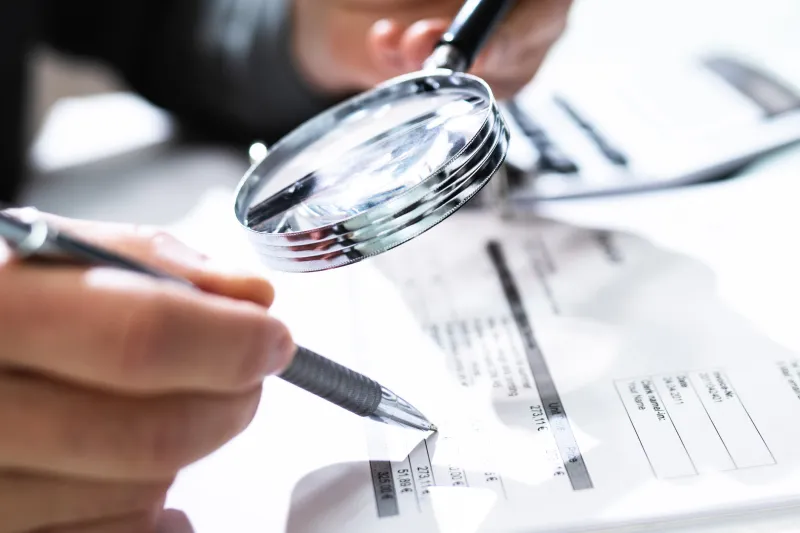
[234,0,515,272]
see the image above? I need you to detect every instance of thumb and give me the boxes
[367,19,406,81]
[399,18,451,71]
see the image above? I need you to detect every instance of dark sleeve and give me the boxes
[40,0,342,145]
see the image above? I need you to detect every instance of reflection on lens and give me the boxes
[260,90,490,233]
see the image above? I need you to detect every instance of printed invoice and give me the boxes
[165,195,800,533]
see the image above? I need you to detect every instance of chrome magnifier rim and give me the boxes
[252,132,505,259]
[233,0,515,273]
[248,124,507,271]
[234,71,508,272]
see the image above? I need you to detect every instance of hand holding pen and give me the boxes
[0,207,434,533]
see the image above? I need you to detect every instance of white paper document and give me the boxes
[165,192,800,533]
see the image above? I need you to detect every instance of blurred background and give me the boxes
[21,0,800,225]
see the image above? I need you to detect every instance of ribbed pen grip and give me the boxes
[279,346,383,417]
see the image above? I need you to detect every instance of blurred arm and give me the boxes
[40,0,340,145]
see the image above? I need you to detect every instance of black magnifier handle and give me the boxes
[425,0,517,72]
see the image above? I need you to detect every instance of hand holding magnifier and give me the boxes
[234,0,516,272]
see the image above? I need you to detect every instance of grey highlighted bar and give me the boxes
[369,460,400,517]
[487,241,594,490]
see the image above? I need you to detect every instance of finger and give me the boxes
[0,373,261,480]
[473,0,572,80]
[396,17,550,100]
[367,19,406,81]
[480,47,552,100]
[6,208,275,308]
[0,260,294,394]
[396,0,568,72]
[0,471,169,533]
[49,213,276,308]
[398,18,450,71]
[103,227,275,309]
[34,511,159,533]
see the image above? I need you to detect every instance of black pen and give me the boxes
[0,208,436,432]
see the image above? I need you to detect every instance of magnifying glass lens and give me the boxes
[248,87,491,233]
[236,70,508,272]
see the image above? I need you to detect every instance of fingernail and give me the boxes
[85,267,162,291]
[269,329,297,376]
[153,233,262,280]
[6,206,40,223]
[372,19,404,71]
[203,258,262,278]
[373,18,393,36]
[152,232,210,270]
[157,509,194,533]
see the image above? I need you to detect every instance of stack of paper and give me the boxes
[164,189,800,533]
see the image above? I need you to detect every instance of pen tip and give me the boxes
[429,424,438,432]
